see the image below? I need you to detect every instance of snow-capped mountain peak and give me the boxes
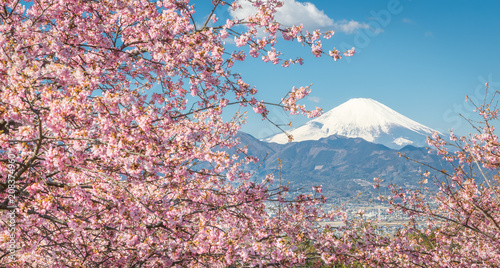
[264,98,439,149]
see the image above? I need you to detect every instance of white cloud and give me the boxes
[333,19,384,35]
[229,0,375,35]
[401,18,415,24]
[425,31,433,37]
[372,27,385,34]
[229,0,329,30]
[333,20,370,34]
[308,96,321,103]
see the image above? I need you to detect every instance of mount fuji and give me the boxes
[264,98,439,149]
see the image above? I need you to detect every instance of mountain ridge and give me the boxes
[235,131,445,199]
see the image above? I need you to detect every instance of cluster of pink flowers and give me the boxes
[280,86,322,119]
[0,0,355,267]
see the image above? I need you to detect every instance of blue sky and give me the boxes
[203,0,500,139]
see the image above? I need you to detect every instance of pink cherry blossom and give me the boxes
[0,1,354,267]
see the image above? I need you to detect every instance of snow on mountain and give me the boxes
[263,98,439,149]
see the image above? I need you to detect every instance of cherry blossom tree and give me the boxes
[0,0,354,267]
[314,87,500,267]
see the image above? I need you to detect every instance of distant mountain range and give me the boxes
[233,98,448,199]
[237,132,445,199]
